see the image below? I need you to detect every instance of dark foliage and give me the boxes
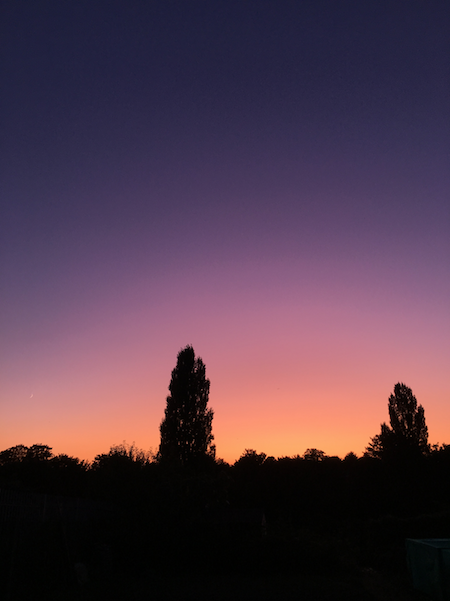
[2,441,450,600]
[303,448,327,462]
[0,443,52,465]
[92,442,153,471]
[1,382,448,599]
[0,444,89,496]
[158,345,215,467]
[365,383,429,461]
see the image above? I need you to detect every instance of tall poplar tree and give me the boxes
[158,346,215,466]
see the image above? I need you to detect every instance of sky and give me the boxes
[1,1,449,464]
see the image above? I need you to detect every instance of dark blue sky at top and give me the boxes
[1,0,449,350]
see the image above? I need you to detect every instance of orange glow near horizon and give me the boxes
[3,298,449,464]
[2,0,449,473]
[2,254,450,464]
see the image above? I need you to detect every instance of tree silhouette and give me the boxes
[24,444,53,462]
[303,448,326,462]
[365,383,429,460]
[343,452,358,463]
[0,444,29,464]
[235,449,267,467]
[92,442,153,471]
[0,443,53,465]
[158,346,215,466]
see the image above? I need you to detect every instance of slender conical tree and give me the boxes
[158,346,215,466]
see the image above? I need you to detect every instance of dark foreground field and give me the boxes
[3,505,445,600]
[2,450,450,600]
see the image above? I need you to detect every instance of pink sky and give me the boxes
[3,255,448,463]
[1,3,449,463]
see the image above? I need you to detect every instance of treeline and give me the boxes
[2,445,450,600]
[1,441,450,515]
[2,347,449,599]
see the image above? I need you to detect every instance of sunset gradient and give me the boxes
[1,2,449,463]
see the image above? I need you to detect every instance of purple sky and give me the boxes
[1,1,449,462]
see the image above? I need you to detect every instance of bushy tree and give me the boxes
[158,346,215,466]
[0,443,53,464]
[92,442,153,471]
[24,444,53,462]
[303,448,326,462]
[365,383,429,460]
[0,444,29,465]
[343,452,359,463]
[234,449,267,469]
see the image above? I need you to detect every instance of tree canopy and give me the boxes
[158,345,215,466]
[365,383,429,460]
[303,448,327,462]
[0,444,52,464]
